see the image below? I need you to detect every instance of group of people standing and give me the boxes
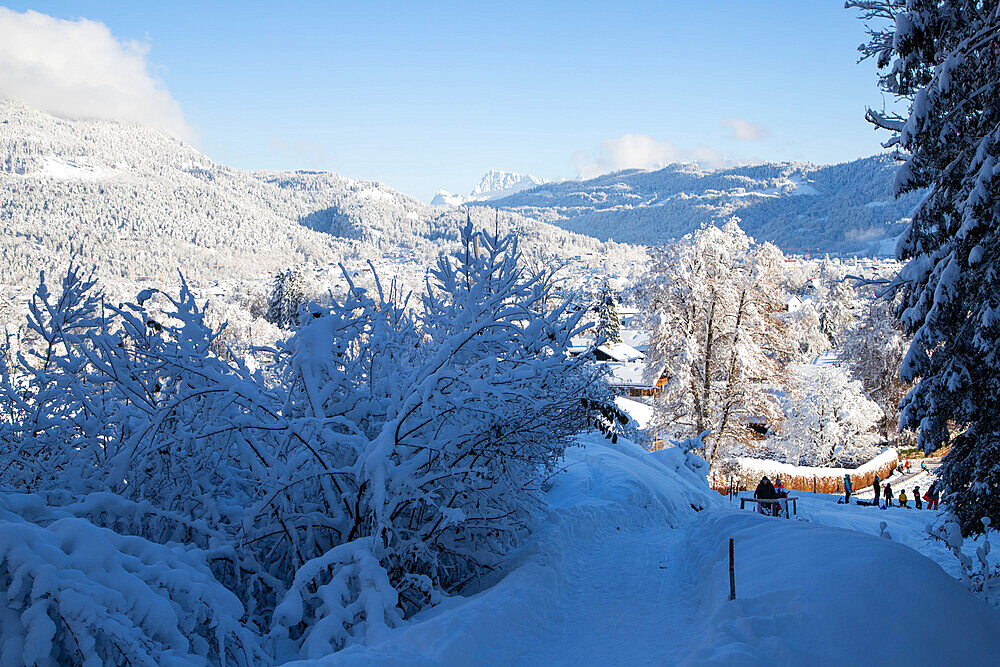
[751,462,941,517]
[869,473,940,510]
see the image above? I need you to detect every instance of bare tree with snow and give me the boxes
[770,364,883,468]
[638,220,795,463]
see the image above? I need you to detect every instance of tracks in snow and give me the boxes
[516,526,696,666]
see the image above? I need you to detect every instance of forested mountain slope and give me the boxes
[0,99,618,289]
[485,156,922,255]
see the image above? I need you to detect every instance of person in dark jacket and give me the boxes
[754,476,778,515]
[914,486,923,510]
[844,474,853,504]
[873,475,881,507]
[884,483,894,508]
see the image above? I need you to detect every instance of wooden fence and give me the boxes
[711,450,899,495]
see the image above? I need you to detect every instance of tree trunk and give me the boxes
[701,296,716,460]
[714,287,748,463]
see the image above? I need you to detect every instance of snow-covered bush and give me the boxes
[0,495,266,666]
[668,430,711,478]
[268,222,605,649]
[0,224,607,660]
[270,537,402,659]
[928,517,1000,606]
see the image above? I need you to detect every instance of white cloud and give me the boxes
[0,8,192,140]
[574,133,728,179]
[722,118,767,142]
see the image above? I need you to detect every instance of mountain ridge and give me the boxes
[0,99,624,293]
[481,155,920,256]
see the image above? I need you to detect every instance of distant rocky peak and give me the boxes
[432,170,545,207]
[470,170,544,197]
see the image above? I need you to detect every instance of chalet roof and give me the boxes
[811,350,842,368]
[618,329,649,353]
[606,362,654,388]
[596,341,645,363]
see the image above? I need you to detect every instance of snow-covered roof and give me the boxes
[614,396,654,430]
[786,295,815,312]
[606,362,653,388]
[619,329,649,352]
[596,341,645,363]
[811,350,842,368]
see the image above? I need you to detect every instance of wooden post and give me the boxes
[728,538,736,601]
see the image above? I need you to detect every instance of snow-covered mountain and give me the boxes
[483,157,923,256]
[0,100,624,291]
[471,169,545,198]
[431,169,545,206]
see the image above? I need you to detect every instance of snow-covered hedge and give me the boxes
[715,449,898,494]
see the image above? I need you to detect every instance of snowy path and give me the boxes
[522,527,689,665]
[326,508,1000,666]
[321,439,1000,666]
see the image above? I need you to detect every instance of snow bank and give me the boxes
[719,449,898,494]
[613,395,654,430]
[292,434,722,665]
[790,491,971,579]
[678,509,1000,664]
[0,495,265,665]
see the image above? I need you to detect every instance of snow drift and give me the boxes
[679,509,1000,665]
[298,434,722,665]
[294,439,1000,665]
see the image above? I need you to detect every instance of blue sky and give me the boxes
[1,2,892,200]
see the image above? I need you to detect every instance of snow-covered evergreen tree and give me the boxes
[638,220,795,463]
[850,0,1000,533]
[266,266,308,328]
[818,281,859,347]
[596,281,622,343]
